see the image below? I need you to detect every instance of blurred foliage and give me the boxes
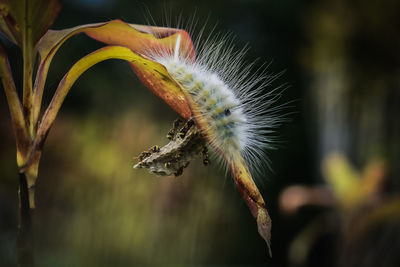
[280,153,400,267]
[1,0,400,266]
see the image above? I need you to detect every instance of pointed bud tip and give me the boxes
[257,208,272,257]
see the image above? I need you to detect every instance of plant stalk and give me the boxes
[17,172,34,266]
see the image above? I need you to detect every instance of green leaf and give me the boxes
[0,3,18,44]
[0,0,61,47]
[0,41,30,166]
[0,0,60,137]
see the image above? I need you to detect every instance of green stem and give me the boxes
[17,172,35,266]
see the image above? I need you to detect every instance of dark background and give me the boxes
[1,0,400,266]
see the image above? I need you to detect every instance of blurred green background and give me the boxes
[1,0,400,266]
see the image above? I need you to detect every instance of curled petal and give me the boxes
[85,20,195,61]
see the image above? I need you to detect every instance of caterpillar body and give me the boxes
[143,31,284,179]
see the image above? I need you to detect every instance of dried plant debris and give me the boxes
[134,119,210,176]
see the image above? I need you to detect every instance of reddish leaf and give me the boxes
[84,20,195,118]
[229,154,272,257]
[85,20,195,61]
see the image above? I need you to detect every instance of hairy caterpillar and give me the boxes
[135,22,285,181]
